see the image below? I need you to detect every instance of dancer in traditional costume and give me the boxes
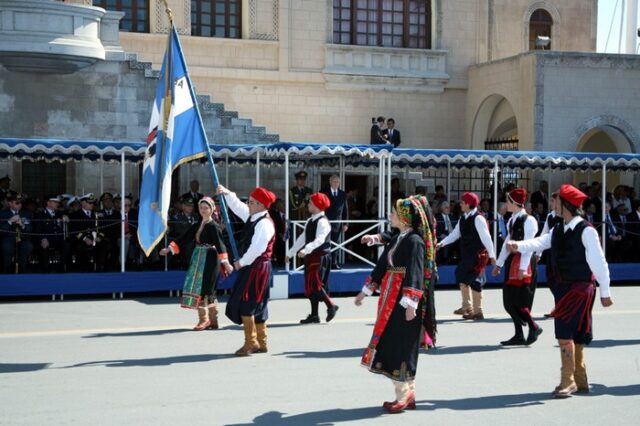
[507,184,613,398]
[355,195,436,413]
[286,192,339,324]
[492,188,542,345]
[160,197,232,331]
[217,185,276,356]
[437,192,496,320]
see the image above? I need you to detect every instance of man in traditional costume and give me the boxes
[507,184,613,398]
[218,185,276,356]
[160,197,232,331]
[286,192,339,324]
[493,188,542,345]
[355,195,436,413]
[437,192,496,320]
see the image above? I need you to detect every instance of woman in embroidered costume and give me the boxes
[355,195,436,413]
[160,197,233,331]
[507,184,613,398]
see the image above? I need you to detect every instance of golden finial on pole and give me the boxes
[162,0,174,23]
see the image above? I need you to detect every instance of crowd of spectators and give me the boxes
[2,171,639,275]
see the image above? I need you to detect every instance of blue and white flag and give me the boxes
[138,26,208,256]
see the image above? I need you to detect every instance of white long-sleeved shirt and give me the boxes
[439,208,496,259]
[497,210,538,270]
[224,191,275,267]
[514,216,611,298]
[286,212,331,257]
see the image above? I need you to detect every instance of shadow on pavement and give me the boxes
[275,348,363,359]
[225,406,383,426]
[425,345,505,355]
[587,383,640,396]
[0,363,51,373]
[83,328,192,338]
[61,353,236,368]
[589,339,640,348]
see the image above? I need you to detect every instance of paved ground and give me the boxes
[1,285,639,426]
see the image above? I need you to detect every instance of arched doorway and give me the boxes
[529,9,552,50]
[576,125,636,190]
[471,94,518,150]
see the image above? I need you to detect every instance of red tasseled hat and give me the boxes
[461,192,479,208]
[250,187,276,208]
[507,188,528,206]
[310,192,330,211]
[559,184,587,208]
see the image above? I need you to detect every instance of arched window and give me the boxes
[333,0,431,49]
[191,0,241,38]
[529,9,552,50]
[93,1,150,33]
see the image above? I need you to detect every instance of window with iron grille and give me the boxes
[333,0,431,49]
[93,0,150,33]
[191,0,241,38]
[529,9,552,50]
[22,162,67,203]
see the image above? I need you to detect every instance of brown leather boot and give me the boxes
[207,301,219,330]
[574,344,589,393]
[463,290,484,320]
[255,322,268,353]
[193,307,210,331]
[552,342,578,398]
[235,316,259,357]
[454,284,472,315]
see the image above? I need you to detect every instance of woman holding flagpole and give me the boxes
[160,197,233,330]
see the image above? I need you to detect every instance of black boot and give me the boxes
[526,326,543,345]
[300,314,320,324]
[326,305,339,322]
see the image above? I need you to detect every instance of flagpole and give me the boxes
[163,3,239,260]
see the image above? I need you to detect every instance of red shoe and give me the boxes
[382,401,396,409]
[386,392,415,413]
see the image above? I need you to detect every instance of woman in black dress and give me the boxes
[355,195,437,413]
[160,197,233,330]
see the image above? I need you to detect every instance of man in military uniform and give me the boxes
[0,192,34,273]
[169,196,198,268]
[289,171,313,222]
[99,192,120,270]
[33,195,69,272]
[69,194,106,271]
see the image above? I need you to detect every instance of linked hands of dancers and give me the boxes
[354,291,366,306]
[222,261,234,276]
[360,234,377,246]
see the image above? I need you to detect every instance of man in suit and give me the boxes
[382,118,401,147]
[0,192,34,273]
[601,201,622,263]
[530,180,549,217]
[435,201,458,264]
[370,116,386,145]
[611,203,632,262]
[627,200,640,262]
[322,174,348,269]
[181,180,204,215]
[33,195,70,273]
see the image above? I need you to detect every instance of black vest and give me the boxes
[240,214,268,255]
[460,212,484,253]
[551,220,592,282]
[546,212,563,230]
[509,213,528,241]
[305,216,331,254]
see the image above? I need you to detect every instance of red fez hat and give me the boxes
[250,187,276,208]
[461,192,479,208]
[507,188,527,206]
[310,192,330,211]
[559,184,587,208]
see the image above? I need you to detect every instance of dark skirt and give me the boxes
[304,251,331,298]
[362,271,422,382]
[455,250,486,291]
[225,258,271,325]
[552,281,596,345]
[502,254,537,314]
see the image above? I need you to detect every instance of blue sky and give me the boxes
[597,0,640,52]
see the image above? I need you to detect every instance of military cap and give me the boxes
[0,174,11,182]
[6,191,22,202]
[294,171,308,179]
[100,192,114,202]
[80,193,97,203]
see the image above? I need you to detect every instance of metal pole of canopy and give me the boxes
[378,156,383,221]
[493,159,499,254]
[225,154,229,186]
[285,152,290,272]
[387,154,392,223]
[120,152,125,273]
[256,151,260,187]
[446,161,451,202]
[601,162,607,251]
[100,153,104,198]
[339,155,345,265]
